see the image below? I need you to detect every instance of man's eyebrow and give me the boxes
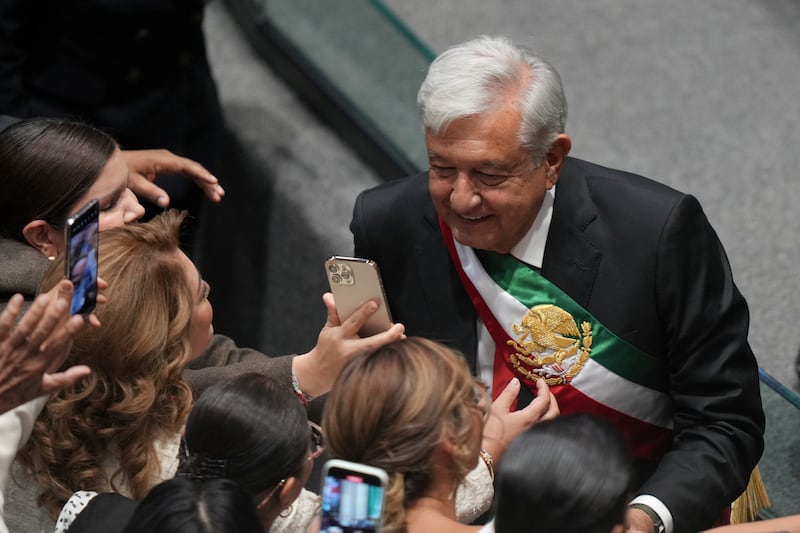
[478,160,515,171]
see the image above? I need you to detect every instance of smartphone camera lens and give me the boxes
[330,274,341,284]
[341,271,351,280]
[328,264,339,273]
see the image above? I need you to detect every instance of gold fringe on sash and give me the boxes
[731,466,770,524]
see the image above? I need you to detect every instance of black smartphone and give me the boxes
[64,199,99,315]
[324,256,393,337]
[319,459,388,533]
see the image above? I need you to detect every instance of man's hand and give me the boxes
[0,281,91,413]
[122,149,225,207]
[481,377,560,460]
[292,292,406,398]
[626,508,656,533]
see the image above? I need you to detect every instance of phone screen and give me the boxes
[320,465,386,533]
[64,199,99,315]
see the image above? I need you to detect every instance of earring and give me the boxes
[279,504,294,518]
[48,256,55,261]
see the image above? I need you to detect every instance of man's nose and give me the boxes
[449,174,480,211]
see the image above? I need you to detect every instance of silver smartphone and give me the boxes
[319,459,389,533]
[324,256,392,337]
[64,199,99,316]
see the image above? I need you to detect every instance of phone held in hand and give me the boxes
[64,199,99,316]
[324,256,392,337]
[319,459,389,533]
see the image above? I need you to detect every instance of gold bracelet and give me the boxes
[479,448,495,482]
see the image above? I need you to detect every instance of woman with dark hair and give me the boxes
[178,373,316,528]
[120,477,263,533]
[489,413,634,533]
[61,373,317,533]
[0,117,143,258]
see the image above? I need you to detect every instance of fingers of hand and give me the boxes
[0,293,25,339]
[40,365,91,394]
[40,314,85,355]
[493,377,521,410]
[7,294,49,349]
[342,300,379,334]
[27,296,70,351]
[356,323,405,351]
[321,293,341,327]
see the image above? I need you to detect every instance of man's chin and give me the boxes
[452,232,495,253]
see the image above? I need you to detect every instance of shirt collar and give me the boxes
[508,184,555,268]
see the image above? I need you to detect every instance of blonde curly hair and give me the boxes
[322,337,485,533]
[20,210,195,516]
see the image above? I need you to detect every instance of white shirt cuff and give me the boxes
[630,494,674,533]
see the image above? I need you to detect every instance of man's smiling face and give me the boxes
[427,101,556,254]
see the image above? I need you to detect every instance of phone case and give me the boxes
[64,199,99,315]
[325,256,392,337]
[319,459,388,533]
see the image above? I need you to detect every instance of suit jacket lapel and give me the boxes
[541,158,601,309]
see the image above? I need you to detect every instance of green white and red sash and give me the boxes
[440,219,673,460]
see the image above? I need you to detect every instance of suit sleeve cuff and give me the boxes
[630,494,674,533]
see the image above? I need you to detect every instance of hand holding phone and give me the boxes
[319,459,388,533]
[64,199,99,316]
[325,256,392,337]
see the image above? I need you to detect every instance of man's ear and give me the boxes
[544,134,572,186]
[22,219,63,258]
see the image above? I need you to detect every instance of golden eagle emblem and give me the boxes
[507,304,592,386]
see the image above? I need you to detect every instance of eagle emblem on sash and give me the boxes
[506,304,592,386]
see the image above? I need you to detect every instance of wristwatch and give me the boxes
[629,503,666,533]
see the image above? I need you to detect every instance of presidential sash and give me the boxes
[440,219,673,460]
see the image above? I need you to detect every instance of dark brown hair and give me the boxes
[0,117,116,240]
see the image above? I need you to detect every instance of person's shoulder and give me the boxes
[356,171,429,205]
[0,238,51,301]
[65,492,136,533]
[562,157,691,222]
[564,157,685,199]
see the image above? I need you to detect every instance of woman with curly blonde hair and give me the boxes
[322,337,558,533]
[18,210,199,519]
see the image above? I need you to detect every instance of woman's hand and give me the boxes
[0,281,91,413]
[481,378,560,461]
[292,292,406,398]
[122,149,225,207]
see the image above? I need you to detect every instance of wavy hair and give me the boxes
[417,35,567,165]
[323,337,483,533]
[0,117,116,241]
[178,373,309,497]
[20,210,194,516]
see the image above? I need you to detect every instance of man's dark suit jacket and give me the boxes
[351,157,765,533]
